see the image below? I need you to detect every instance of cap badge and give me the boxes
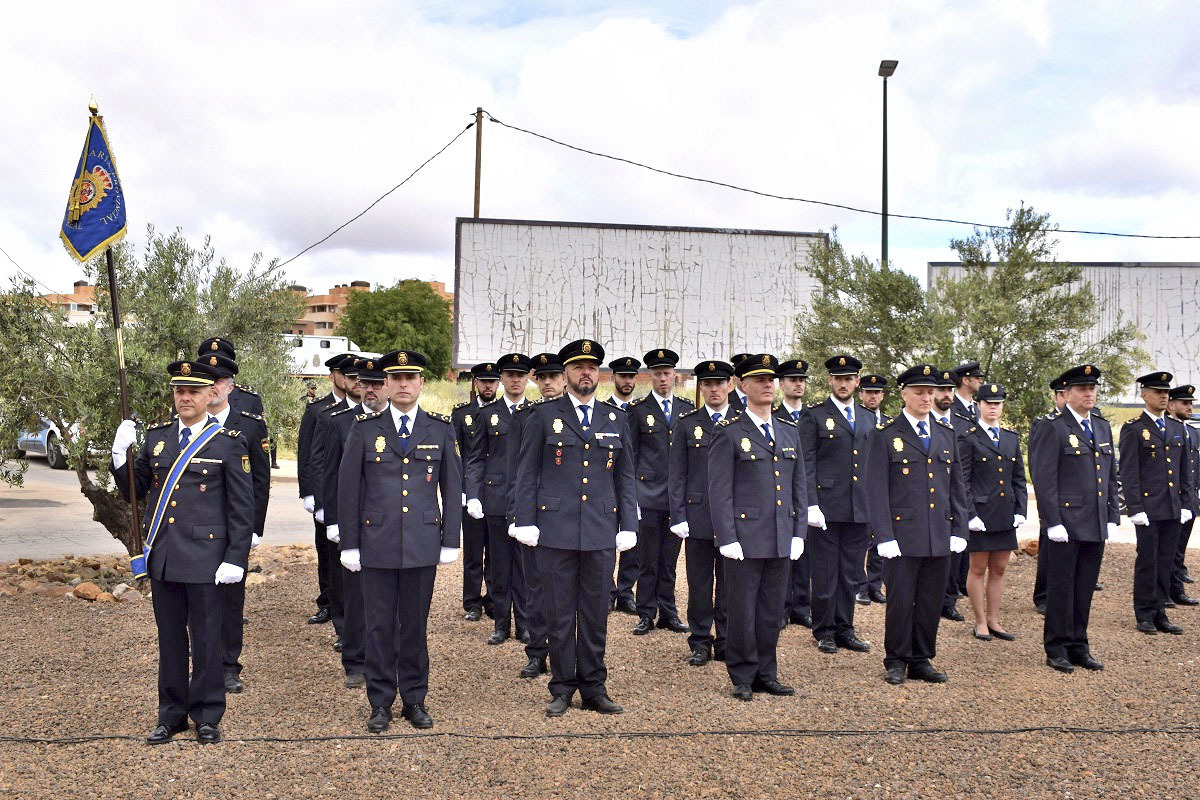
[486,364,493,371]
[374,436,386,453]
[1162,373,1168,381]
[540,355,548,364]
[838,357,846,366]
[207,356,216,366]
[740,437,752,452]
[922,366,931,376]
[181,362,192,376]
[657,350,664,359]
[210,342,219,351]
[709,362,716,372]
[625,358,632,366]
[893,437,904,452]
[552,418,564,434]
[582,341,592,354]
[761,354,770,366]
[1084,365,1092,375]
[152,440,165,456]
[694,426,703,440]
[398,352,408,366]
[991,384,998,393]
[367,361,373,370]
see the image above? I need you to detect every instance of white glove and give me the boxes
[110,419,137,467]
[302,495,315,514]
[670,521,690,539]
[1183,509,1194,525]
[1013,514,1026,528]
[439,547,460,564]
[325,524,340,543]
[719,541,745,561]
[340,548,362,572]
[251,533,262,549]
[877,540,901,559]
[968,516,987,533]
[466,499,484,520]
[214,562,244,585]
[949,536,967,553]
[511,525,540,547]
[1047,524,1069,543]
[616,530,637,552]
[790,537,804,560]
[314,508,325,523]
[1129,511,1150,527]
[1107,522,1119,538]
[807,505,827,530]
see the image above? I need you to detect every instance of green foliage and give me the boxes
[336,280,452,377]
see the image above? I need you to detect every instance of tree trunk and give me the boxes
[75,464,142,557]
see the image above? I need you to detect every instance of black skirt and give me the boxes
[966,527,1017,553]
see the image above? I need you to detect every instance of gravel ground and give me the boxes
[2,543,1199,798]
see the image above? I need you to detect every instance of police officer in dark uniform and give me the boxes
[866,364,969,686]
[669,359,734,666]
[454,361,500,622]
[604,356,641,614]
[628,348,693,635]
[798,354,873,655]
[1032,375,1070,614]
[465,353,533,646]
[773,359,812,628]
[932,368,970,622]
[708,353,807,700]
[728,353,751,413]
[198,337,264,416]
[857,374,891,604]
[338,349,462,732]
[110,358,254,744]
[1168,384,1200,605]
[1029,364,1118,673]
[951,360,984,422]
[1119,371,1195,636]
[512,339,639,717]
[199,352,270,695]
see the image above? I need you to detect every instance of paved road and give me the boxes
[0,458,314,561]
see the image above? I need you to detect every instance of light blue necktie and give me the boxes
[917,420,930,452]
[791,409,800,422]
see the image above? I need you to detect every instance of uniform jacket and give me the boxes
[297,391,334,498]
[1028,410,1120,542]
[513,395,639,550]
[667,406,723,539]
[504,400,535,523]
[1185,423,1200,507]
[602,395,633,412]
[112,420,254,582]
[1118,411,1195,520]
[796,397,873,524]
[628,392,695,511]
[865,415,969,557]
[338,407,462,569]
[706,411,808,558]
[464,397,525,516]
[320,405,359,529]
[221,409,271,536]
[310,397,350,511]
[230,385,264,416]
[959,423,1028,532]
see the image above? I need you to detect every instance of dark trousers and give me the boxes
[634,508,681,621]
[943,551,965,610]
[486,515,526,633]
[611,548,639,604]
[787,549,810,618]
[328,540,347,638]
[361,565,436,709]
[883,555,950,671]
[536,546,614,701]
[340,566,366,676]
[461,514,489,613]
[151,579,225,727]
[220,577,246,676]
[810,522,869,641]
[1043,538,1104,660]
[860,537,884,594]
[683,537,726,655]
[314,519,332,610]
[1134,519,1182,623]
[522,543,549,661]
[1172,517,1196,596]
[1033,523,1049,607]
[723,556,789,687]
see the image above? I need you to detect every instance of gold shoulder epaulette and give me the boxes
[936,417,955,428]
[779,417,797,428]
[239,410,264,421]
[719,412,742,427]
[454,401,469,409]
[678,407,701,419]
[330,407,354,417]
[148,419,173,431]
[356,409,384,421]
[629,395,646,406]
[223,429,242,438]
[427,411,450,423]
[236,384,259,395]
[807,402,820,409]
[676,396,695,406]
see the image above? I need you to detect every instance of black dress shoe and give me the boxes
[1136,620,1159,635]
[942,607,965,622]
[731,684,753,701]
[402,703,433,729]
[1156,619,1184,635]
[516,628,532,644]
[855,591,870,605]
[224,673,244,693]
[987,627,1016,642]
[816,638,837,654]
[1046,656,1075,673]
[464,607,483,621]
[1035,603,1047,616]
[1164,599,1177,609]
[632,617,654,635]
[615,598,638,615]
[868,589,887,604]
[146,721,188,744]
[1070,654,1104,671]
[687,648,711,667]
[487,627,509,645]
[656,616,688,633]
[790,612,813,628]
[1183,572,1195,584]
[196,723,221,743]
[908,664,948,683]
[241,616,249,624]
[883,667,906,685]
[307,608,331,625]
[1173,593,1200,606]
[333,637,343,652]
[345,672,365,688]
[835,635,870,653]
[546,694,571,717]
[1094,582,1103,591]
[519,657,548,678]
[581,694,623,714]
[367,706,392,732]
[751,679,795,696]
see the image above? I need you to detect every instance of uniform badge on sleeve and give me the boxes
[241,455,250,473]
[261,438,270,453]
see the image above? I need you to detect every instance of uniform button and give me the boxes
[998,468,1003,473]
[999,492,1005,497]
[540,505,546,511]
[402,474,409,480]
[1168,470,1174,475]
[739,513,746,519]
[170,500,177,507]
[1097,478,1101,485]
[852,476,858,481]
[929,487,935,493]
[773,456,779,462]
[929,503,935,509]
[582,478,589,484]
[853,449,859,455]
[581,494,588,501]
[209,534,214,539]
[776,484,782,491]
[402,506,409,513]
[582,461,589,467]
[777,500,782,506]
[167,517,174,524]
[584,444,590,450]
[375,457,381,462]
[1167,458,1173,463]
[999,480,1005,485]
[750,455,756,460]
[1169,482,1175,488]
[402,490,408,496]
[928,473,934,478]
[775,470,780,477]
[927,458,933,464]
[403,458,410,464]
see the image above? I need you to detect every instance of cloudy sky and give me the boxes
[3,0,1199,297]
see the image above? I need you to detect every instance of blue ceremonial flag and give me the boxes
[60,107,127,263]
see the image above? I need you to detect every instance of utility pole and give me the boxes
[473,107,483,217]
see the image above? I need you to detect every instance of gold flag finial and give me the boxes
[88,96,99,116]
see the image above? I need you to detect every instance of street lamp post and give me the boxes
[879,59,898,269]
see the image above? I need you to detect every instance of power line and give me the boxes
[481,110,1200,240]
[0,244,59,296]
[276,121,476,269]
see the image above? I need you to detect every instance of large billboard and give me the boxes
[454,218,825,368]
